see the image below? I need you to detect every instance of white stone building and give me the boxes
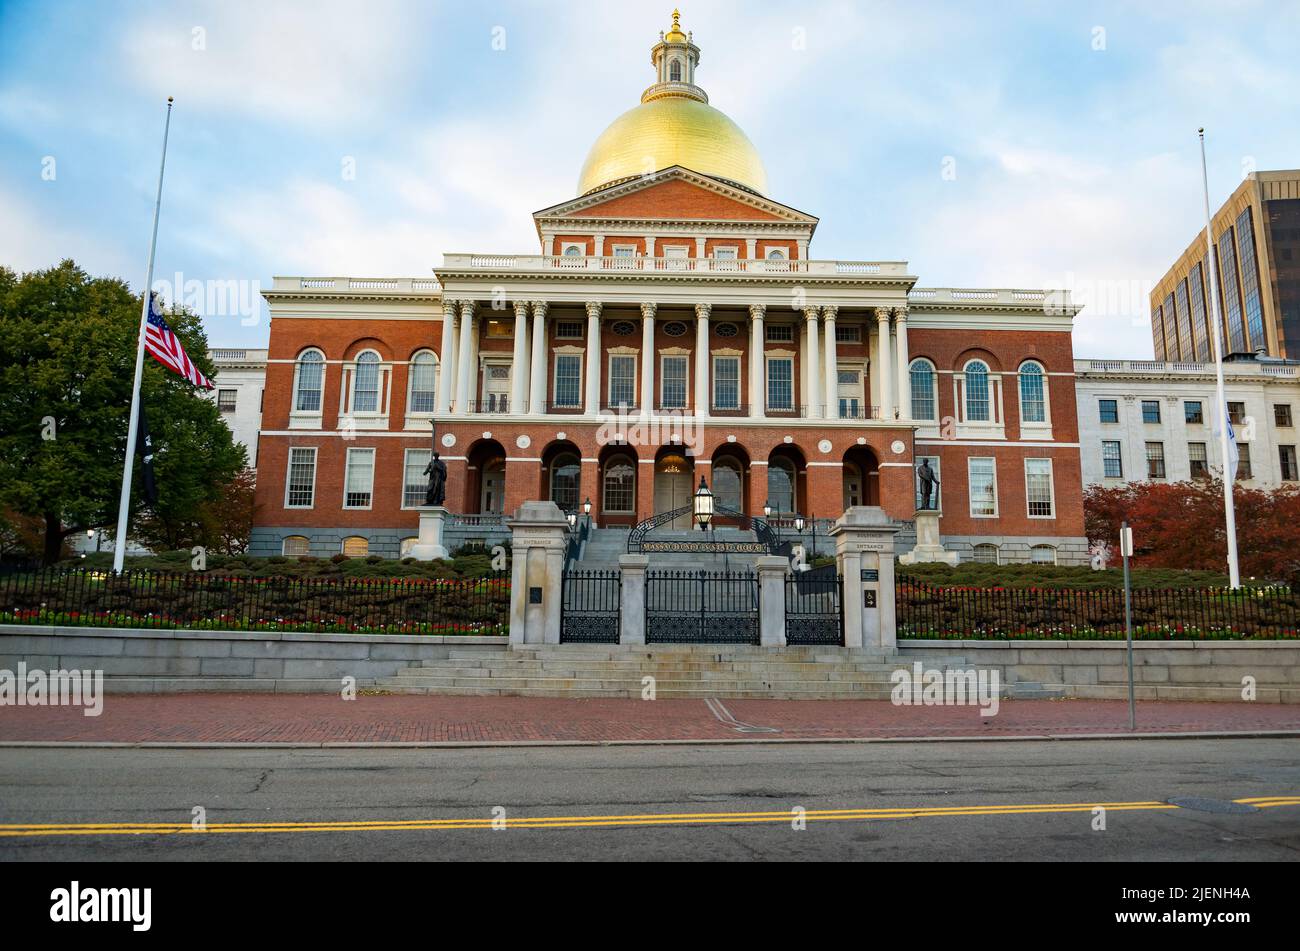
[1075,356,1300,488]
[204,348,267,469]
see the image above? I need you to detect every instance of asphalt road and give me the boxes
[0,739,1297,861]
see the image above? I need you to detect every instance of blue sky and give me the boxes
[2,0,1297,357]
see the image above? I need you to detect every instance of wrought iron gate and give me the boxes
[645,569,759,644]
[560,568,621,643]
[785,568,844,646]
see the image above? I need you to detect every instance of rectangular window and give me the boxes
[836,368,861,418]
[554,354,582,407]
[661,355,688,409]
[1236,207,1265,349]
[403,449,432,508]
[1189,442,1209,479]
[766,357,793,410]
[608,355,636,407]
[712,246,738,259]
[1146,442,1166,479]
[217,389,237,412]
[713,355,740,410]
[1141,400,1160,424]
[1281,445,1298,482]
[765,324,795,342]
[1175,278,1192,360]
[555,320,583,339]
[835,324,861,343]
[484,319,513,338]
[1218,227,1246,352]
[1228,401,1246,425]
[1025,459,1054,518]
[1102,440,1123,478]
[1275,404,1293,427]
[344,448,375,509]
[285,447,317,508]
[1099,399,1119,423]
[1238,442,1252,480]
[1189,261,1209,361]
[968,458,997,517]
[1185,400,1204,424]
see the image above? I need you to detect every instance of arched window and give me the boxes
[965,360,990,422]
[409,351,438,413]
[972,543,999,564]
[669,59,682,81]
[909,359,936,420]
[1019,361,1046,423]
[767,457,797,514]
[713,459,743,511]
[294,349,324,412]
[602,456,635,513]
[550,453,581,513]
[341,536,369,558]
[352,351,381,412]
[766,248,786,260]
[1030,544,1057,565]
[282,535,310,556]
[562,244,583,257]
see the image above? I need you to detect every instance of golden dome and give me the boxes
[577,96,768,197]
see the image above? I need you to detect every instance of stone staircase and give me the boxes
[372,644,1057,700]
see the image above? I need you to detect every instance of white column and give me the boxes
[530,300,547,413]
[895,307,911,420]
[694,237,706,259]
[749,303,765,418]
[745,238,758,260]
[822,305,839,419]
[585,301,601,415]
[593,234,605,258]
[804,307,821,418]
[436,299,457,415]
[876,307,893,420]
[640,302,656,413]
[455,300,476,415]
[512,300,530,414]
[694,302,711,417]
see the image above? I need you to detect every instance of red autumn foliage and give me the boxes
[1083,480,1300,582]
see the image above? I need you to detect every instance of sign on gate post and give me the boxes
[505,501,570,646]
[829,507,900,650]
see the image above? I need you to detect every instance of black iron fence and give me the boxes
[785,569,843,646]
[0,568,511,636]
[896,579,1300,640]
[560,568,621,644]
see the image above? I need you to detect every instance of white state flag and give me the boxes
[1221,406,1239,481]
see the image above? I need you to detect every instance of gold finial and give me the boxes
[665,8,687,42]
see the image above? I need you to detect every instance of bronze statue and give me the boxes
[424,419,447,506]
[424,452,447,507]
[916,458,939,511]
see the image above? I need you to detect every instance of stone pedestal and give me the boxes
[618,554,649,645]
[830,507,900,651]
[755,556,790,647]
[899,509,958,566]
[505,501,569,646]
[409,507,450,561]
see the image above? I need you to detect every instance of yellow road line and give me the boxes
[0,799,1225,838]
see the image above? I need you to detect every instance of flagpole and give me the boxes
[1198,128,1240,589]
[112,97,174,574]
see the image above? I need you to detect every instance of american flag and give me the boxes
[145,295,213,389]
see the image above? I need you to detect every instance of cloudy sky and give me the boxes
[2,0,1297,357]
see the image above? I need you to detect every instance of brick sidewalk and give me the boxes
[1,694,1298,744]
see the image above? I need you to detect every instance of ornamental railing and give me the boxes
[0,568,510,636]
[896,579,1300,640]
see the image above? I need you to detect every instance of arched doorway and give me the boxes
[767,446,806,516]
[710,443,749,526]
[653,446,694,530]
[598,444,638,527]
[541,440,583,515]
[465,439,507,514]
[842,445,880,509]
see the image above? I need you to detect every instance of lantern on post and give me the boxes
[693,476,714,530]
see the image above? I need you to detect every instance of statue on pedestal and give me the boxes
[916,458,940,511]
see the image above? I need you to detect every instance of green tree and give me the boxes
[0,260,247,563]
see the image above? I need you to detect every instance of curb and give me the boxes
[2,730,1299,750]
